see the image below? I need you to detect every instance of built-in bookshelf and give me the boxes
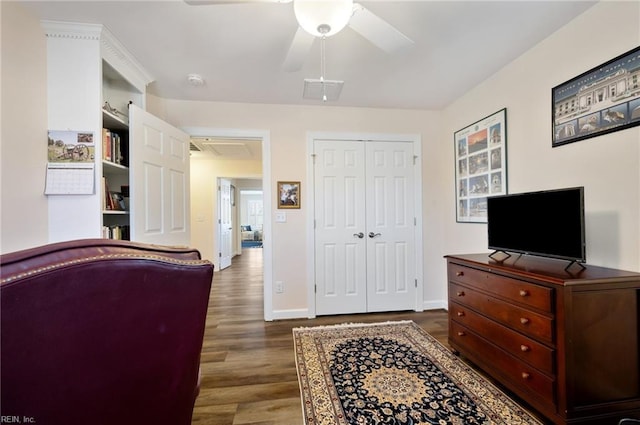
[43,22,189,245]
[101,60,137,240]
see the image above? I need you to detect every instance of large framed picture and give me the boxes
[552,46,640,147]
[454,108,507,223]
[277,181,300,209]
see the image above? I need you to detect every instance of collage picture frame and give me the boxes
[454,108,508,223]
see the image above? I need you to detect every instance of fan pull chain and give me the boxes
[321,35,327,102]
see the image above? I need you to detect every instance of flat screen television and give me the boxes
[487,187,586,264]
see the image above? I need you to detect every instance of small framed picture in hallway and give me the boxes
[277,181,300,209]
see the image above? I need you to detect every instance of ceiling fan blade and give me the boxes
[184,0,290,5]
[348,4,414,53]
[282,27,315,72]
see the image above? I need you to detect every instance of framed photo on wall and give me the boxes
[277,181,300,209]
[552,46,640,147]
[230,184,236,206]
[454,108,507,223]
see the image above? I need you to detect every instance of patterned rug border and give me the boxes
[293,320,543,425]
[292,320,414,332]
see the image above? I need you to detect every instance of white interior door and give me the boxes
[219,178,233,270]
[129,105,190,246]
[314,140,368,315]
[314,139,416,315]
[365,142,416,312]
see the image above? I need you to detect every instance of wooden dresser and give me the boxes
[446,253,640,425]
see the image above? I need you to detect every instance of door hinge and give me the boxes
[413,155,418,165]
[414,217,416,226]
[314,284,317,294]
[415,279,418,288]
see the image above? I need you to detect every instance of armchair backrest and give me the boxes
[1,239,214,425]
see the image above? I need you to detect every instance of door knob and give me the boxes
[368,232,381,238]
[353,232,364,239]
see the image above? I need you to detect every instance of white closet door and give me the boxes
[365,142,416,312]
[314,140,368,315]
[129,105,190,246]
[314,139,416,315]
[219,178,233,270]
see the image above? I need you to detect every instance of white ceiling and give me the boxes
[20,0,597,110]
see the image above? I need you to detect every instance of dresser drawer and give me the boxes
[450,282,554,343]
[449,301,555,375]
[448,262,553,313]
[450,321,556,406]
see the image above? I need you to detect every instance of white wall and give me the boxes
[0,2,49,253]
[151,101,442,314]
[440,1,640,279]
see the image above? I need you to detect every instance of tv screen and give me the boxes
[487,187,586,262]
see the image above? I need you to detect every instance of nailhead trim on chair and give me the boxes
[1,253,211,284]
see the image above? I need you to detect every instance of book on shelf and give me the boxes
[102,225,130,240]
[102,128,126,165]
[102,177,107,210]
[102,128,112,162]
[103,178,115,210]
[113,132,121,164]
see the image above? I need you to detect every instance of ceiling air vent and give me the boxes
[189,142,201,152]
[303,78,344,101]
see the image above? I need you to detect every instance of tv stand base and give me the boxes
[488,250,511,262]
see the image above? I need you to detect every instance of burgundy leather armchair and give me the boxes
[1,239,214,425]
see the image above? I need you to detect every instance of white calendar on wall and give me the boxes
[45,130,96,195]
[45,163,95,195]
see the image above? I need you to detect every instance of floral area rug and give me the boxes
[293,321,543,425]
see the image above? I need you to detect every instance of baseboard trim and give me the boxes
[422,300,448,311]
[270,308,310,321]
[268,301,448,321]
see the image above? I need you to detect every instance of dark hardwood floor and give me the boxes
[191,248,449,425]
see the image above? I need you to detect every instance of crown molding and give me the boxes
[41,20,103,40]
[100,26,154,91]
[40,20,153,92]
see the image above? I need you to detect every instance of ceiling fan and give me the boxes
[183,0,414,72]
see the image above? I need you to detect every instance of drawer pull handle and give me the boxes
[457,311,465,317]
[456,291,465,297]
[520,345,530,352]
[521,372,531,380]
[457,331,466,337]
[519,289,529,297]
[520,317,530,325]
[456,271,464,277]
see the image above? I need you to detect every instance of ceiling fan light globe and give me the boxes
[294,0,353,37]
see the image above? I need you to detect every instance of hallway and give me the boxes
[191,248,449,425]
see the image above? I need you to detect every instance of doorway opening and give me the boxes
[185,127,273,321]
[239,188,263,250]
